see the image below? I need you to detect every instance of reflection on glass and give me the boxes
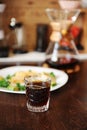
[45,8,80,68]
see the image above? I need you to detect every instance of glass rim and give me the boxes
[24,75,51,83]
[45,8,81,13]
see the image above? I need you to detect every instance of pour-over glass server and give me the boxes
[45,8,80,68]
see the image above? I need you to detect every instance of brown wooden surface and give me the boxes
[0,61,87,130]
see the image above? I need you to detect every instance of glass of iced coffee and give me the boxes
[24,75,51,112]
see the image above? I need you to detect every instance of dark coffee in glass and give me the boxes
[24,75,51,112]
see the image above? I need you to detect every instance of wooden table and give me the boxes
[0,61,87,130]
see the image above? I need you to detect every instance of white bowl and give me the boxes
[58,0,81,10]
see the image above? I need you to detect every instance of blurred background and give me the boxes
[1,0,87,54]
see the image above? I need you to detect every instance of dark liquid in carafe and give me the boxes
[26,81,50,107]
[46,57,79,69]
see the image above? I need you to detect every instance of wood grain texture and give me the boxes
[0,61,87,130]
[1,0,87,52]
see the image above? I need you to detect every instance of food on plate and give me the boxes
[0,70,57,91]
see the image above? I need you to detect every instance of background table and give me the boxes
[0,61,87,130]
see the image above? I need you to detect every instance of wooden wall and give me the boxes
[2,0,87,52]
[2,0,60,51]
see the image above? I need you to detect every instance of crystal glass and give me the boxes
[45,8,80,68]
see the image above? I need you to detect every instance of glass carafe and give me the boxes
[9,18,28,54]
[45,8,80,68]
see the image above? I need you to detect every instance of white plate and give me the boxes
[0,66,68,94]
